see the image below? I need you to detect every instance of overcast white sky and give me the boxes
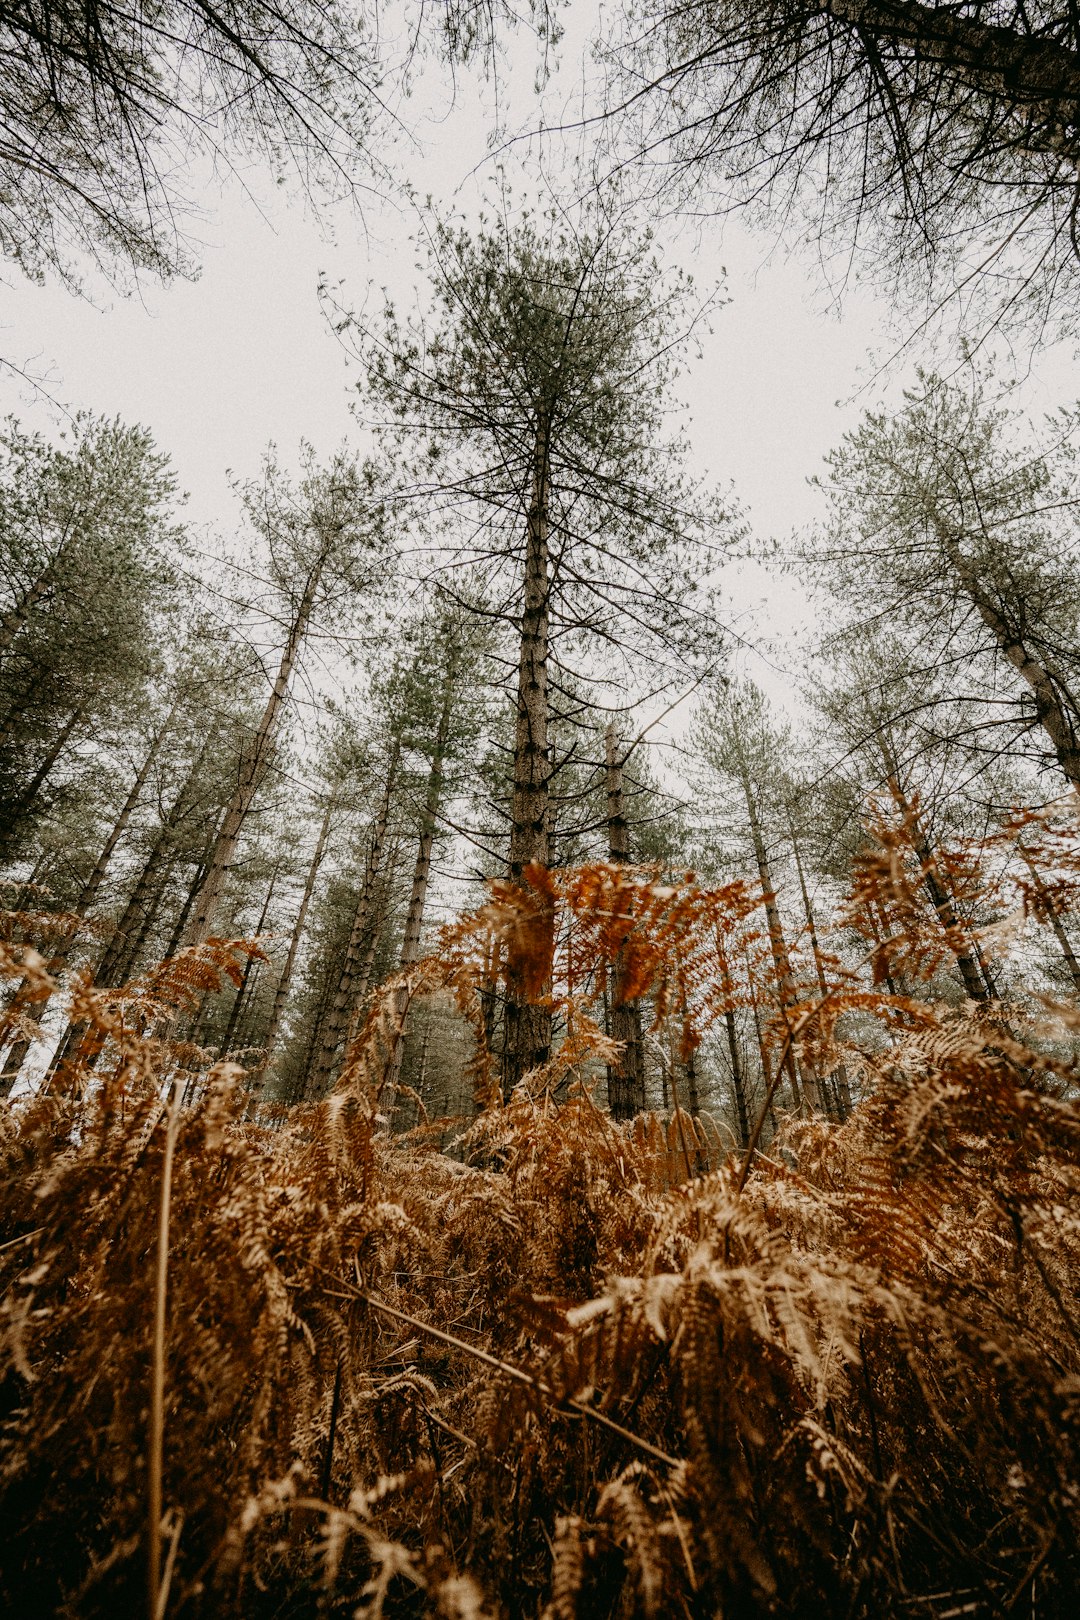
[1,1,1077,705]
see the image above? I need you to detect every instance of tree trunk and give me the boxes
[883,760,990,1003]
[503,417,553,1095]
[717,939,750,1148]
[785,805,851,1119]
[44,733,216,1087]
[252,791,336,1092]
[1019,844,1080,994]
[739,766,807,1109]
[384,651,459,1112]
[0,717,169,1095]
[826,1,1080,127]
[217,868,279,1060]
[5,706,82,832]
[182,563,322,948]
[937,520,1080,792]
[604,722,646,1120]
[306,743,399,1100]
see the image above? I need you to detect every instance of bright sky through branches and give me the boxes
[0,0,1076,710]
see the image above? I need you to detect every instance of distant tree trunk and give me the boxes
[3,706,82,842]
[717,939,750,1148]
[937,519,1080,791]
[44,733,215,1087]
[182,561,323,948]
[503,416,553,1096]
[344,836,402,1056]
[252,792,336,1093]
[0,717,169,1094]
[746,950,779,1140]
[0,527,78,659]
[739,765,808,1110]
[306,743,399,1099]
[1019,843,1080,994]
[384,651,458,1113]
[217,868,279,1060]
[604,722,646,1121]
[785,805,850,1120]
[883,760,989,1003]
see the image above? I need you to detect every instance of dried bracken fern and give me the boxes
[1,846,1079,1617]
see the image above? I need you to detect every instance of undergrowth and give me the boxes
[1,838,1079,1617]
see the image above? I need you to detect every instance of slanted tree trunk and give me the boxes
[306,743,399,1099]
[738,764,809,1110]
[44,733,216,1087]
[503,417,553,1095]
[883,754,990,1004]
[182,561,324,948]
[604,723,646,1121]
[937,517,1080,791]
[0,521,79,660]
[252,792,336,1093]
[3,707,82,845]
[0,715,170,1095]
[1019,843,1080,995]
[216,868,279,1060]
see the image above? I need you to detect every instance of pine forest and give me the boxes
[3,4,1080,1616]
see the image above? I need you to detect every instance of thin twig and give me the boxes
[329,1262,681,1470]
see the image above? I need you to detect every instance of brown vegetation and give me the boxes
[1,826,1079,1618]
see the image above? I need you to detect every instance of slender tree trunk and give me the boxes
[0,719,169,1094]
[884,763,990,1003]
[217,869,279,1060]
[4,706,82,835]
[604,723,646,1120]
[0,575,52,659]
[182,563,323,948]
[785,806,851,1120]
[253,792,336,1092]
[306,743,399,1099]
[717,939,750,1148]
[746,951,779,1140]
[739,766,808,1109]
[345,836,402,1058]
[1019,844,1080,994]
[384,652,459,1111]
[0,522,79,660]
[44,734,215,1087]
[503,417,553,1095]
[937,520,1080,791]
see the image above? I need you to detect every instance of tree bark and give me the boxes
[1019,843,1080,995]
[4,706,82,835]
[785,804,851,1119]
[0,715,169,1094]
[604,722,646,1121]
[717,939,750,1148]
[252,791,336,1092]
[216,868,279,1060]
[739,765,808,1109]
[306,742,399,1100]
[384,649,459,1114]
[43,732,216,1087]
[823,1,1080,126]
[503,416,553,1095]
[936,519,1080,792]
[883,754,990,1003]
[182,561,323,948]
